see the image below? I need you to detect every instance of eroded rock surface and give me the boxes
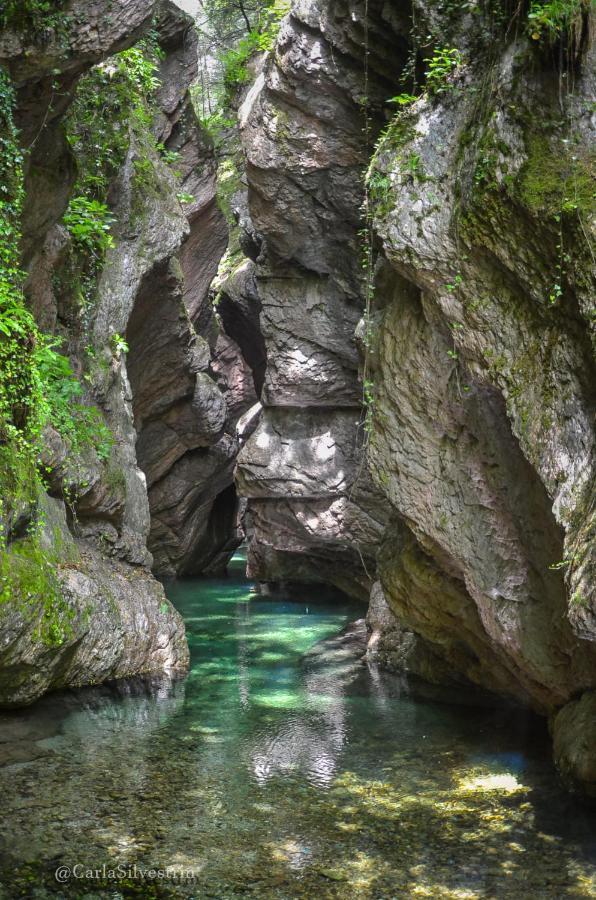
[232,0,596,795]
[0,1,197,705]
[362,2,596,787]
[124,4,256,576]
[0,499,188,708]
[236,0,405,598]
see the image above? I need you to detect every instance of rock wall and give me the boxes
[365,3,596,791]
[0,1,204,705]
[126,6,254,577]
[232,0,596,793]
[235,0,411,599]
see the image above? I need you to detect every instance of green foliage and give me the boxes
[367,171,391,203]
[363,377,376,435]
[63,40,162,304]
[198,0,289,107]
[0,37,170,646]
[37,338,114,461]
[527,0,587,43]
[109,333,129,357]
[403,152,425,178]
[63,197,115,258]
[196,108,237,149]
[176,191,196,205]
[221,27,275,93]
[366,108,424,218]
[65,41,161,196]
[0,0,68,40]
[0,68,112,567]
[158,146,181,166]
[64,43,161,192]
[424,47,462,95]
[0,530,76,647]
[221,31,263,88]
[446,274,464,292]
[0,69,45,455]
[387,93,418,107]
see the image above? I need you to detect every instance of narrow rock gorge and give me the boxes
[0,0,595,811]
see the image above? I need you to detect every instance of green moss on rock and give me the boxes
[0,532,76,647]
[519,131,596,217]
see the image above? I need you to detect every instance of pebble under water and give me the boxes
[1,552,596,899]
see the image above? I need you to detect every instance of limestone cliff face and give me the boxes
[125,6,254,577]
[0,1,201,705]
[235,0,406,599]
[365,4,596,793]
[233,0,596,793]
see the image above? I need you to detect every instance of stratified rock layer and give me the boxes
[235,0,596,795]
[236,0,405,598]
[0,1,193,705]
[125,5,255,576]
[364,4,596,788]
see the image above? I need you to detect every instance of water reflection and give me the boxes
[0,555,595,898]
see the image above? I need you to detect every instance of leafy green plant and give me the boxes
[424,47,462,95]
[221,29,272,91]
[387,93,418,107]
[446,274,463,292]
[63,40,163,304]
[0,0,69,41]
[34,338,113,463]
[403,152,424,177]
[527,0,586,43]
[159,146,181,165]
[65,46,161,202]
[109,333,129,357]
[0,69,44,461]
[1,69,113,550]
[367,171,391,201]
[363,378,376,435]
[209,0,290,101]
[176,192,196,205]
[63,197,115,258]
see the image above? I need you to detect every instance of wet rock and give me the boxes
[0,499,188,708]
[552,692,596,799]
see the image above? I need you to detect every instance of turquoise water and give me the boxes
[1,552,596,898]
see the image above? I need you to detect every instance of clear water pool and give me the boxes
[1,552,595,898]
